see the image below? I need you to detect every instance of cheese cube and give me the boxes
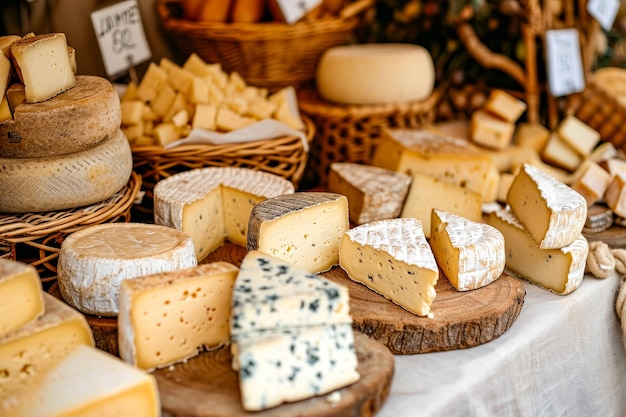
[216,106,256,131]
[153,122,180,146]
[150,83,176,118]
[470,109,516,150]
[120,100,144,125]
[557,115,600,156]
[6,83,25,116]
[541,133,583,172]
[482,89,527,122]
[245,96,276,120]
[601,158,626,177]
[248,192,349,274]
[136,62,168,103]
[0,259,44,337]
[0,34,20,58]
[10,33,76,103]
[570,159,612,207]
[401,172,482,238]
[339,218,439,317]
[513,122,550,152]
[8,345,160,417]
[430,209,505,291]
[507,163,587,249]
[589,141,618,163]
[497,172,515,203]
[182,53,211,77]
[604,172,626,217]
[487,209,588,295]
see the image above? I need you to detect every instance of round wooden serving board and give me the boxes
[584,225,626,248]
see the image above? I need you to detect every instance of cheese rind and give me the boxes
[556,115,600,156]
[339,218,439,317]
[58,223,197,317]
[247,192,349,273]
[507,163,587,249]
[470,109,515,150]
[118,262,238,371]
[429,209,505,291]
[0,259,44,337]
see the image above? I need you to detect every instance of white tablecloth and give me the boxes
[376,273,626,417]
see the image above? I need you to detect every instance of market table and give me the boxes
[375,273,626,417]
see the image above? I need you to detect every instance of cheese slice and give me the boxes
[118,262,238,371]
[232,324,360,411]
[482,89,527,122]
[371,128,496,200]
[513,122,550,152]
[0,76,122,157]
[153,167,295,260]
[486,208,588,295]
[0,293,94,409]
[10,33,75,103]
[507,163,587,249]
[0,35,20,58]
[339,218,439,317]
[57,223,197,317]
[569,159,612,207]
[429,209,505,291]
[556,115,600,156]
[604,172,626,217]
[0,129,133,213]
[247,192,349,274]
[327,162,411,224]
[230,250,351,337]
[0,259,44,337]
[541,133,582,172]
[470,109,516,150]
[401,172,482,238]
[0,51,10,98]
[0,96,9,123]
[7,345,160,417]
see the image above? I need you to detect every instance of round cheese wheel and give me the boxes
[0,75,121,157]
[315,43,435,105]
[57,223,197,317]
[0,129,132,213]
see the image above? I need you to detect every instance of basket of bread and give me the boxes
[156,0,372,91]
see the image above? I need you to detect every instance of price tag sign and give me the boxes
[545,29,585,97]
[587,0,620,31]
[273,0,323,24]
[90,0,151,79]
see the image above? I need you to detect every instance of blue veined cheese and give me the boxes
[430,209,505,291]
[339,217,439,317]
[231,323,359,411]
[230,250,351,337]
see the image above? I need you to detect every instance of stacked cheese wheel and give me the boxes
[0,32,132,213]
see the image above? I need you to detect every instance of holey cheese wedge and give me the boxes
[430,209,505,291]
[58,223,197,317]
[247,192,349,274]
[230,250,351,337]
[8,345,160,417]
[153,167,295,261]
[118,262,238,371]
[0,258,44,337]
[487,208,588,295]
[339,217,439,317]
[507,163,587,249]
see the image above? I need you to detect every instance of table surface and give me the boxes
[374,273,626,417]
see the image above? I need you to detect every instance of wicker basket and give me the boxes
[297,88,441,186]
[157,0,369,91]
[0,172,141,287]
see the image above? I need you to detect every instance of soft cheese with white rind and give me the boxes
[0,259,44,337]
[0,76,122,157]
[153,167,295,260]
[507,163,587,249]
[327,162,411,224]
[8,345,160,417]
[339,217,439,317]
[57,223,197,317]
[429,209,505,291]
[486,208,588,295]
[118,262,238,372]
[232,324,360,411]
[247,192,349,274]
[230,250,351,337]
[0,129,132,213]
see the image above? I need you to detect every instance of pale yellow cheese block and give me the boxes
[556,115,600,157]
[482,89,527,122]
[541,133,582,172]
[470,109,515,150]
[0,259,44,337]
[604,172,626,217]
[513,122,550,152]
[0,51,10,98]
[0,76,122,157]
[0,35,21,58]
[569,159,612,207]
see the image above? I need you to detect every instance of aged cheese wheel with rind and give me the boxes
[0,129,132,213]
[0,75,121,157]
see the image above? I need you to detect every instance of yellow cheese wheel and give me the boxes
[315,43,435,105]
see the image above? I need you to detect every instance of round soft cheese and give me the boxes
[0,75,121,157]
[0,128,132,213]
[315,43,435,105]
[57,223,198,317]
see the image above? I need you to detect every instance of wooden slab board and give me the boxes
[584,225,626,248]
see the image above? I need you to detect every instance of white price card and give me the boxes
[587,0,620,32]
[90,0,151,79]
[545,28,586,98]
[273,0,323,24]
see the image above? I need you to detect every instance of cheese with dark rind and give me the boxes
[0,75,121,157]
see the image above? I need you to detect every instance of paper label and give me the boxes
[545,29,586,97]
[273,0,323,24]
[91,0,151,78]
[587,0,620,31]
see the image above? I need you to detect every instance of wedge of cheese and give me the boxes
[339,218,439,317]
[556,115,600,156]
[569,159,612,207]
[487,208,588,295]
[8,345,160,417]
[507,163,587,249]
[513,122,550,152]
[541,133,582,172]
[470,109,515,150]
[248,192,349,274]
[118,262,238,371]
[430,209,505,291]
[482,89,527,122]
[605,172,626,217]
[327,162,411,224]
[58,223,197,317]
[0,259,44,337]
